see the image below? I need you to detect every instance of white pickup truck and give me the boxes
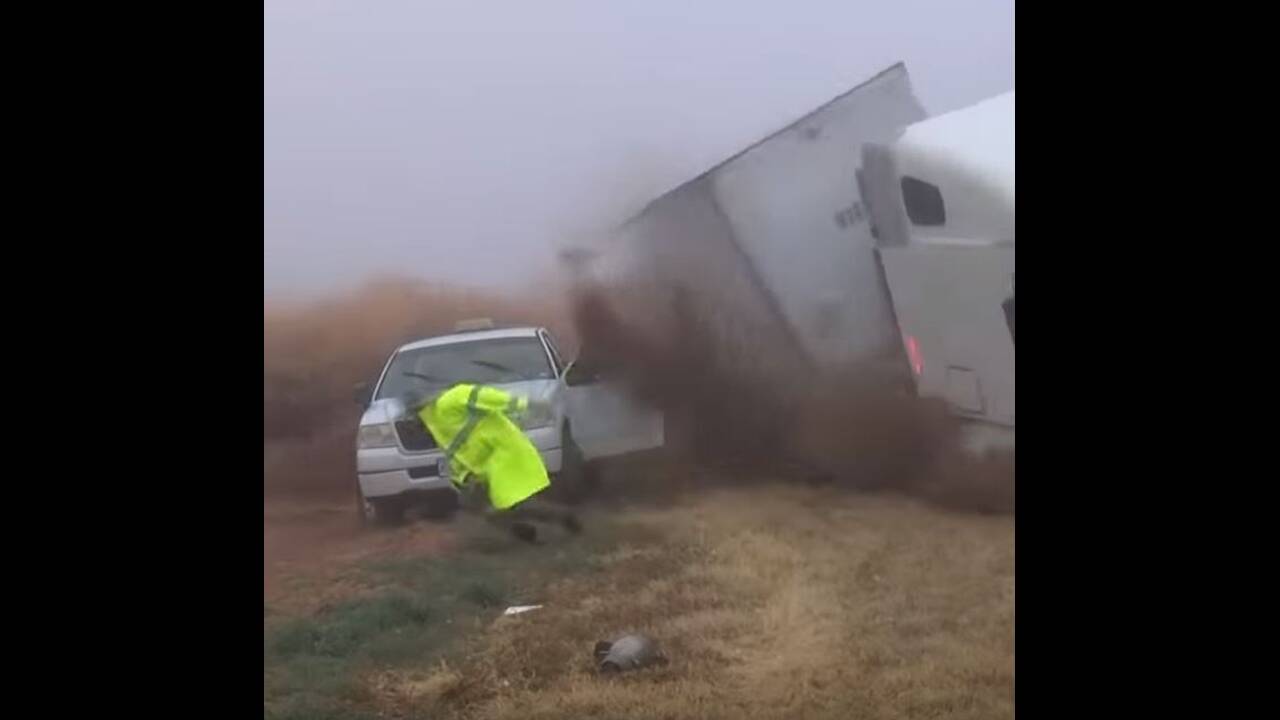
[353,323,663,524]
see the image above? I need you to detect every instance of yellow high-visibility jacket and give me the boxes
[419,383,550,510]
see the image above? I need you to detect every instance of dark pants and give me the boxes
[458,476,579,541]
[484,494,573,530]
[471,492,577,544]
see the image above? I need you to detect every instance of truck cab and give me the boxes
[860,91,1015,445]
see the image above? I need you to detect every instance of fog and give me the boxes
[264,0,1014,299]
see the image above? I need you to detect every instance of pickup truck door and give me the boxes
[561,358,664,460]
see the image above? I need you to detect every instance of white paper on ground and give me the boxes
[502,605,543,616]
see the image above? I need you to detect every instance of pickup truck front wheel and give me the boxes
[356,483,406,526]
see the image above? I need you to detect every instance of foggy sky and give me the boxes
[264,0,1014,300]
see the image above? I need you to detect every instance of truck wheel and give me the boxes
[357,485,406,527]
[357,481,375,526]
[372,497,407,525]
[419,489,459,521]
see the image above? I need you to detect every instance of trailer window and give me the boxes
[901,176,946,226]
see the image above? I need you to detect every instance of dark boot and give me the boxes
[562,513,583,535]
[510,522,538,544]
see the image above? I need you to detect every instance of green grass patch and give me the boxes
[264,515,635,718]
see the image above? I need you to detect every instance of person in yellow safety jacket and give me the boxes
[414,382,581,544]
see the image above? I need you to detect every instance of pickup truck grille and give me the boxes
[395,420,438,451]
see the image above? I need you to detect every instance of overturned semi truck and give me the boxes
[566,63,1014,460]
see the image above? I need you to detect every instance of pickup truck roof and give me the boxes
[396,327,543,353]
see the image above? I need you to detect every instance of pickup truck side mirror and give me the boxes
[353,381,372,407]
[563,361,598,387]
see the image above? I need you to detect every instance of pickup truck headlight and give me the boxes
[358,423,398,449]
[518,403,555,430]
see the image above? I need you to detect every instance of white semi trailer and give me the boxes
[571,63,1014,453]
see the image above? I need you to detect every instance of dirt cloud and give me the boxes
[569,283,1013,514]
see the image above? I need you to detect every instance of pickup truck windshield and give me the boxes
[374,337,554,400]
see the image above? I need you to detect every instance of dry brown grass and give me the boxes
[378,480,1014,720]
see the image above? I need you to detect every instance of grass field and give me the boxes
[265,279,1014,718]
[264,466,1013,720]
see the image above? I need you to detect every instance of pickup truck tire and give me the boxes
[357,484,406,526]
[371,497,407,525]
[419,488,459,521]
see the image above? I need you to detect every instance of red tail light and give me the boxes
[905,334,924,376]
